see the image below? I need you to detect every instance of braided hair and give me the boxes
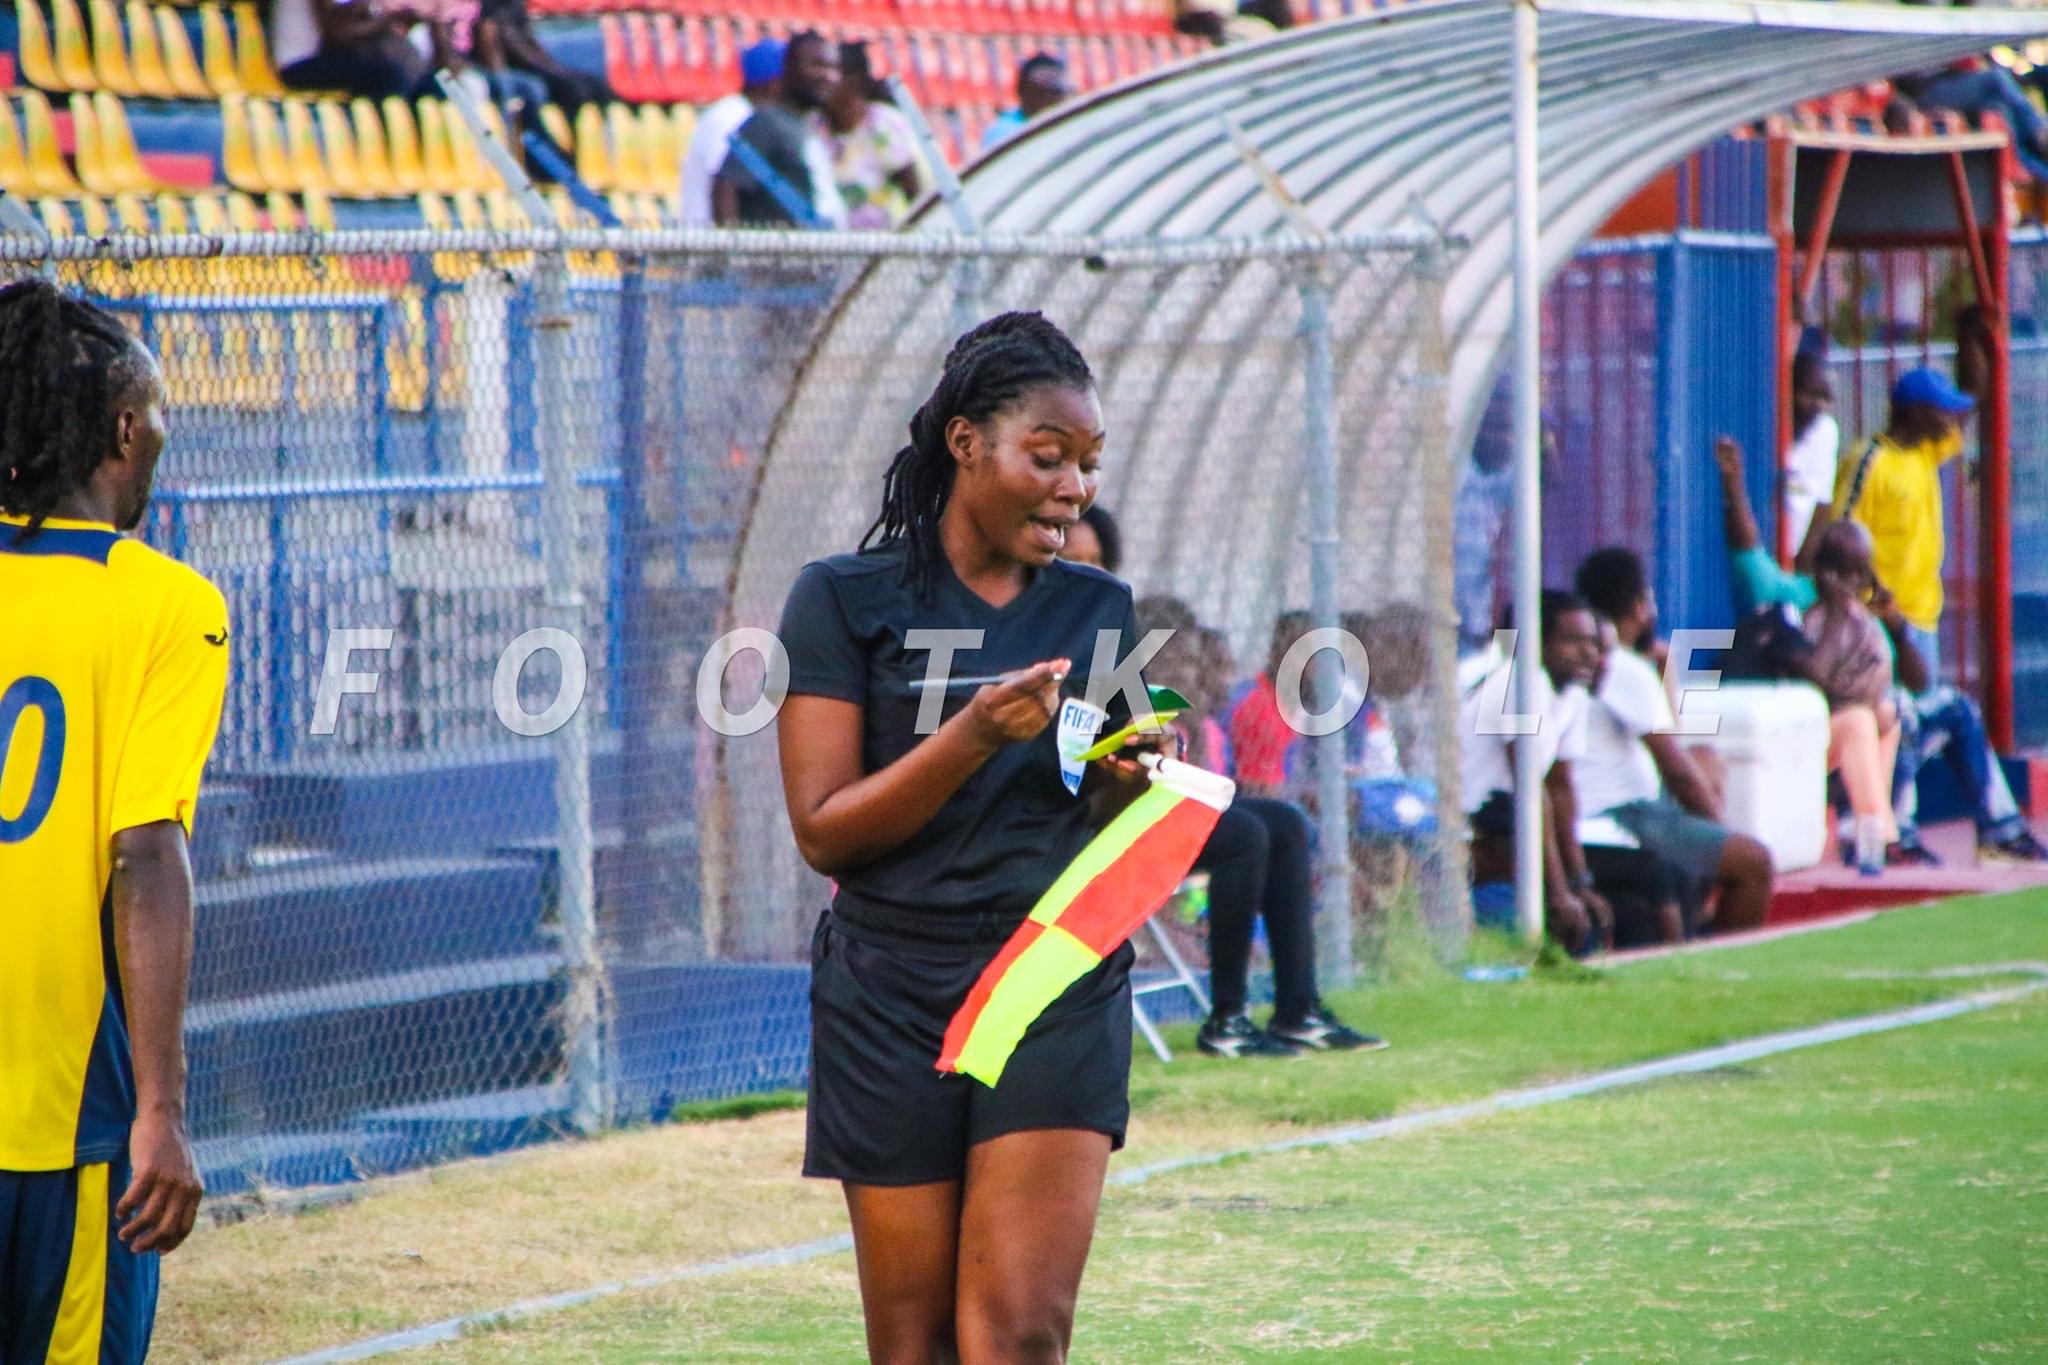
[860,311,1094,599]
[0,279,149,532]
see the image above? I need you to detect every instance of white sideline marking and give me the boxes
[273,964,2047,1364]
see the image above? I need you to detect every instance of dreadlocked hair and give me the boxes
[0,278,147,532]
[859,311,1094,599]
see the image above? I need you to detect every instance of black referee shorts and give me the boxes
[804,909,1134,1187]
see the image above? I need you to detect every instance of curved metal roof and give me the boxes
[936,0,2048,434]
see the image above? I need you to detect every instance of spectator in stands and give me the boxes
[1784,351,1840,556]
[475,0,609,115]
[684,39,784,228]
[714,32,848,230]
[1175,0,1286,44]
[826,44,926,230]
[1832,367,1974,686]
[1460,590,1613,954]
[1128,597,1383,1057]
[1717,438,1901,875]
[1061,503,1123,578]
[273,0,435,100]
[981,54,1074,153]
[1231,608,1313,803]
[1894,56,2048,182]
[1573,548,1774,936]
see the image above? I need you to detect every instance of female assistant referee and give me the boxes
[776,311,1162,1364]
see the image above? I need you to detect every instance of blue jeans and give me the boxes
[1893,685,2026,847]
[1911,68,2048,181]
[1905,623,1942,693]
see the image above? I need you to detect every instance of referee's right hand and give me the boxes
[967,659,1069,747]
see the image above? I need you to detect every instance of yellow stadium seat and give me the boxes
[606,190,658,230]
[92,91,158,192]
[449,186,486,230]
[69,92,122,194]
[18,90,84,195]
[263,188,299,230]
[345,97,397,195]
[314,99,365,196]
[38,197,76,236]
[247,96,296,190]
[380,96,425,192]
[0,98,28,193]
[415,188,452,230]
[640,103,679,189]
[89,0,141,95]
[605,102,648,194]
[283,98,328,191]
[669,103,694,149]
[300,185,335,231]
[231,1,282,97]
[199,4,240,95]
[125,0,178,97]
[152,190,188,233]
[76,192,112,236]
[188,190,228,233]
[573,101,610,190]
[224,188,262,230]
[15,0,67,91]
[112,189,149,231]
[51,0,99,91]
[219,94,264,191]
[444,103,496,191]
[418,99,458,189]
[538,102,572,157]
[155,5,211,98]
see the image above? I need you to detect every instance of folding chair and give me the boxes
[1128,889,1210,1064]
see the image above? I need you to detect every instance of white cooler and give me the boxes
[1675,682,1831,873]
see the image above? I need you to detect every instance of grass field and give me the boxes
[158,893,2048,1363]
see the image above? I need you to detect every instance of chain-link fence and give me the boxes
[2,225,1460,1197]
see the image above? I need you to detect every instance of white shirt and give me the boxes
[1783,412,1840,551]
[681,94,754,228]
[1572,646,1674,816]
[271,0,320,70]
[1459,655,1586,812]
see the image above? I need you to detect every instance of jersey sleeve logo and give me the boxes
[204,626,229,647]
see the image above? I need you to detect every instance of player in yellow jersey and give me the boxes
[0,280,229,1363]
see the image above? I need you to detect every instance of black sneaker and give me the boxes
[1889,839,1943,868]
[1981,830,2048,864]
[1267,1003,1389,1052]
[1196,1013,1303,1059]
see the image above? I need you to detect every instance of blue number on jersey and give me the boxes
[0,676,65,843]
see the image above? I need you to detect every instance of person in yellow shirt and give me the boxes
[1831,366,1974,687]
[0,281,229,1363]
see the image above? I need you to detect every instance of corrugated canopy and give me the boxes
[933,0,2048,435]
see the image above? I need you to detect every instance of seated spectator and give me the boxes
[1573,547,1774,937]
[1360,600,1437,771]
[683,40,783,228]
[1784,351,1841,557]
[980,54,1074,153]
[713,32,848,230]
[1230,609,1314,803]
[1175,0,1282,44]
[475,0,609,115]
[1894,56,2048,182]
[825,43,925,230]
[1130,596,1383,1058]
[273,0,435,100]
[1717,437,1902,875]
[1460,590,1613,954]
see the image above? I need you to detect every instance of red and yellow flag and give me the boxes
[938,756,1237,1087]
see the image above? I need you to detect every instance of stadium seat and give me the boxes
[199,3,239,94]
[640,101,680,188]
[14,0,68,91]
[444,103,496,191]
[36,196,75,237]
[52,0,100,90]
[223,186,262,229]
[89,0,142,94]
[220,92,263,189]
[247,95,296,190]
[574,100,612,189]
[90,89,162,192]
[70,92,123,193]
[336,98,393,196]
[124,0,178,96]
[381,95,427,191]
[152,188,187,231]
[311,99,363,196]
[538,101,574,157]
[605,99,650,192]
[283,97,329,191]
[188,188,229,232]
[17,91,85,194]
[155,4,213,98]
[112,188,149,231]
[231,1,283,96]
[0,99,27,193]
[417,98,460,189]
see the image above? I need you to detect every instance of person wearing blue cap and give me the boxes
[681,36,785,228]
[1828,365,1975,688]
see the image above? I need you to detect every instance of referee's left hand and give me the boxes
[118,1110,204,1254]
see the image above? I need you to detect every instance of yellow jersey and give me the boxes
[0,515,229,1171]
[1834,430,1963,632]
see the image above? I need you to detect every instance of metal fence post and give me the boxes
[1299,266,1354,985]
